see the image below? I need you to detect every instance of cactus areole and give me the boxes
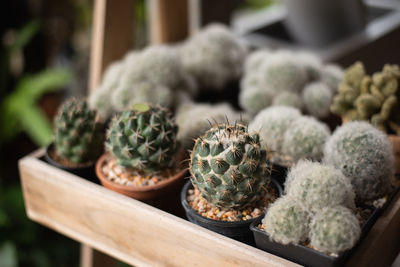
[189,123,271,209]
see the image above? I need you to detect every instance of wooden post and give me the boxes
[88,0,135,93]
[148,0,189,44]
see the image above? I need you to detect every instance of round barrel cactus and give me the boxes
[189,123,271,209]
[106,103,178,174]
[54,98,104,164]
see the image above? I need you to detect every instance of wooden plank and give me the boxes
[19,150,298,267]
[88,0,135,93]
[148,0,188,44]
[80,244,118,267]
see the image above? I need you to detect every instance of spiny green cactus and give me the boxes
[309,206,361,254]
[54,98,104,164]
[302,82,333,119]
[323,121,395,202]
[272,91,304,110]
[189,123,271,209]
[282,116,330,163]
[262,195,310,245]
[249,106,301,153]
[284,161,355,213]
[106,103,178,174]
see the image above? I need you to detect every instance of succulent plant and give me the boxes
[323,121,394,202]
[282,116,330,163]
[272,91,304,110]
[249,106,301,153]
[239,86,274,115]
[189,123,270,209]
[106,103,178,174]
[258,52,308,94]
[321,64,344,93]
[284,161,355,212]
[309,206,361,254]
[54,98,104,164]
[88,84,115,119]
[302,82,333,119]
[297,51,323,81]
[244,49,271,73]
[180,23,246,90]
[262,195,310,245]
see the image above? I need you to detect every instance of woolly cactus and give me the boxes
[321,64,344,93]
[106,103,178,174]
[302,82,333,118]
[249,106,301,152]
[239,86,274,115]
[258,52,308,94]
[176,102,245,149]
[297,51,323,81]
[272,91,304,110]
[244,49,271,73]
[54,98,104,164]
[262,195,310,245]
[309,206,361,254]
[284,161,355,212]
[189,123,270,209]
[323,121,394,202]
[282,116,330,162]
[180,23,246,90]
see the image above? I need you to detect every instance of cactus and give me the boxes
[323,121,394,202]
[262,195,310,245]
[106,103,178,174]
[297,51,323,81]
[302,82,333,119]
[309,206,361,254]
[189,123,271,209]
[321,64,344,93]
[244,49,271,73]
[239,86,274,115]
[54,98,104,164]
[258,51,308,94]
[284,161,355,213]
[272,91,304,110]
[180,23,246,90]
[249,106,301,153]
[282,116,330,163]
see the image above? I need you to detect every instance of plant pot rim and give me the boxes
[45,143,94,172]
[96,152,187,193]
[181,178,282,227]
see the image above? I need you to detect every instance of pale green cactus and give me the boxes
[302,82,333,119]
[272,91,304,110]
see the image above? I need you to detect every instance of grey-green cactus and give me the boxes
[106,103,178,174]
[249,106,301,153]
[272,91,304,110]
[54,98,104,164]
[297,51,323,81]
[323,121,395,202]
[239,86,274,115]
[262,195,310,245]
[244,49,271,73]
[284,161,355,212]
[189,123,270,209]
[302,82,333,119]
[282,116,330,162]
[321,64,344,93]
[309,206,361,254]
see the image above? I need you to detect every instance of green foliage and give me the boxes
[190,123,270,209]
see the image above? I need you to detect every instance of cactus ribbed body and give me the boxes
[190,124,271,209]
[54,98,104,164]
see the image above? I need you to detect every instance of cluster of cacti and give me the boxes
[189,123,270,209]
[262,195,310,245]
[249,106,330,164]
[324,121,395,202]
[180,23,247,90]
[54,98,104,164]
[106,103,178,174]
[331,62,400,134]
[263,161,360,254]
[309,206,361,254]
[176,102,247,149]
[240,49,343,117]
[284,161,355,212]
[282,116,330,162]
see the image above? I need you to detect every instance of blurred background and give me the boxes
[1,0,400,266]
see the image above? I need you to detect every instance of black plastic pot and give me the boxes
[181,178,283,246]
[270,162,289,187]
[45,143,97,181]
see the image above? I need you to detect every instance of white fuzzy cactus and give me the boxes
[244,49,271,73]
[239,86,274,115]
[321,64,344,93]
[282,116,330,162]
[284,160,355,213]
[323,121,395,202]
[309,206,361,254]
[272,91,304,110]
[302,82,333,119]
[297,51,323,81]
[262,195,310,245]
[249,106,301,152]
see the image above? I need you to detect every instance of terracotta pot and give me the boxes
[96,153,187,216]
